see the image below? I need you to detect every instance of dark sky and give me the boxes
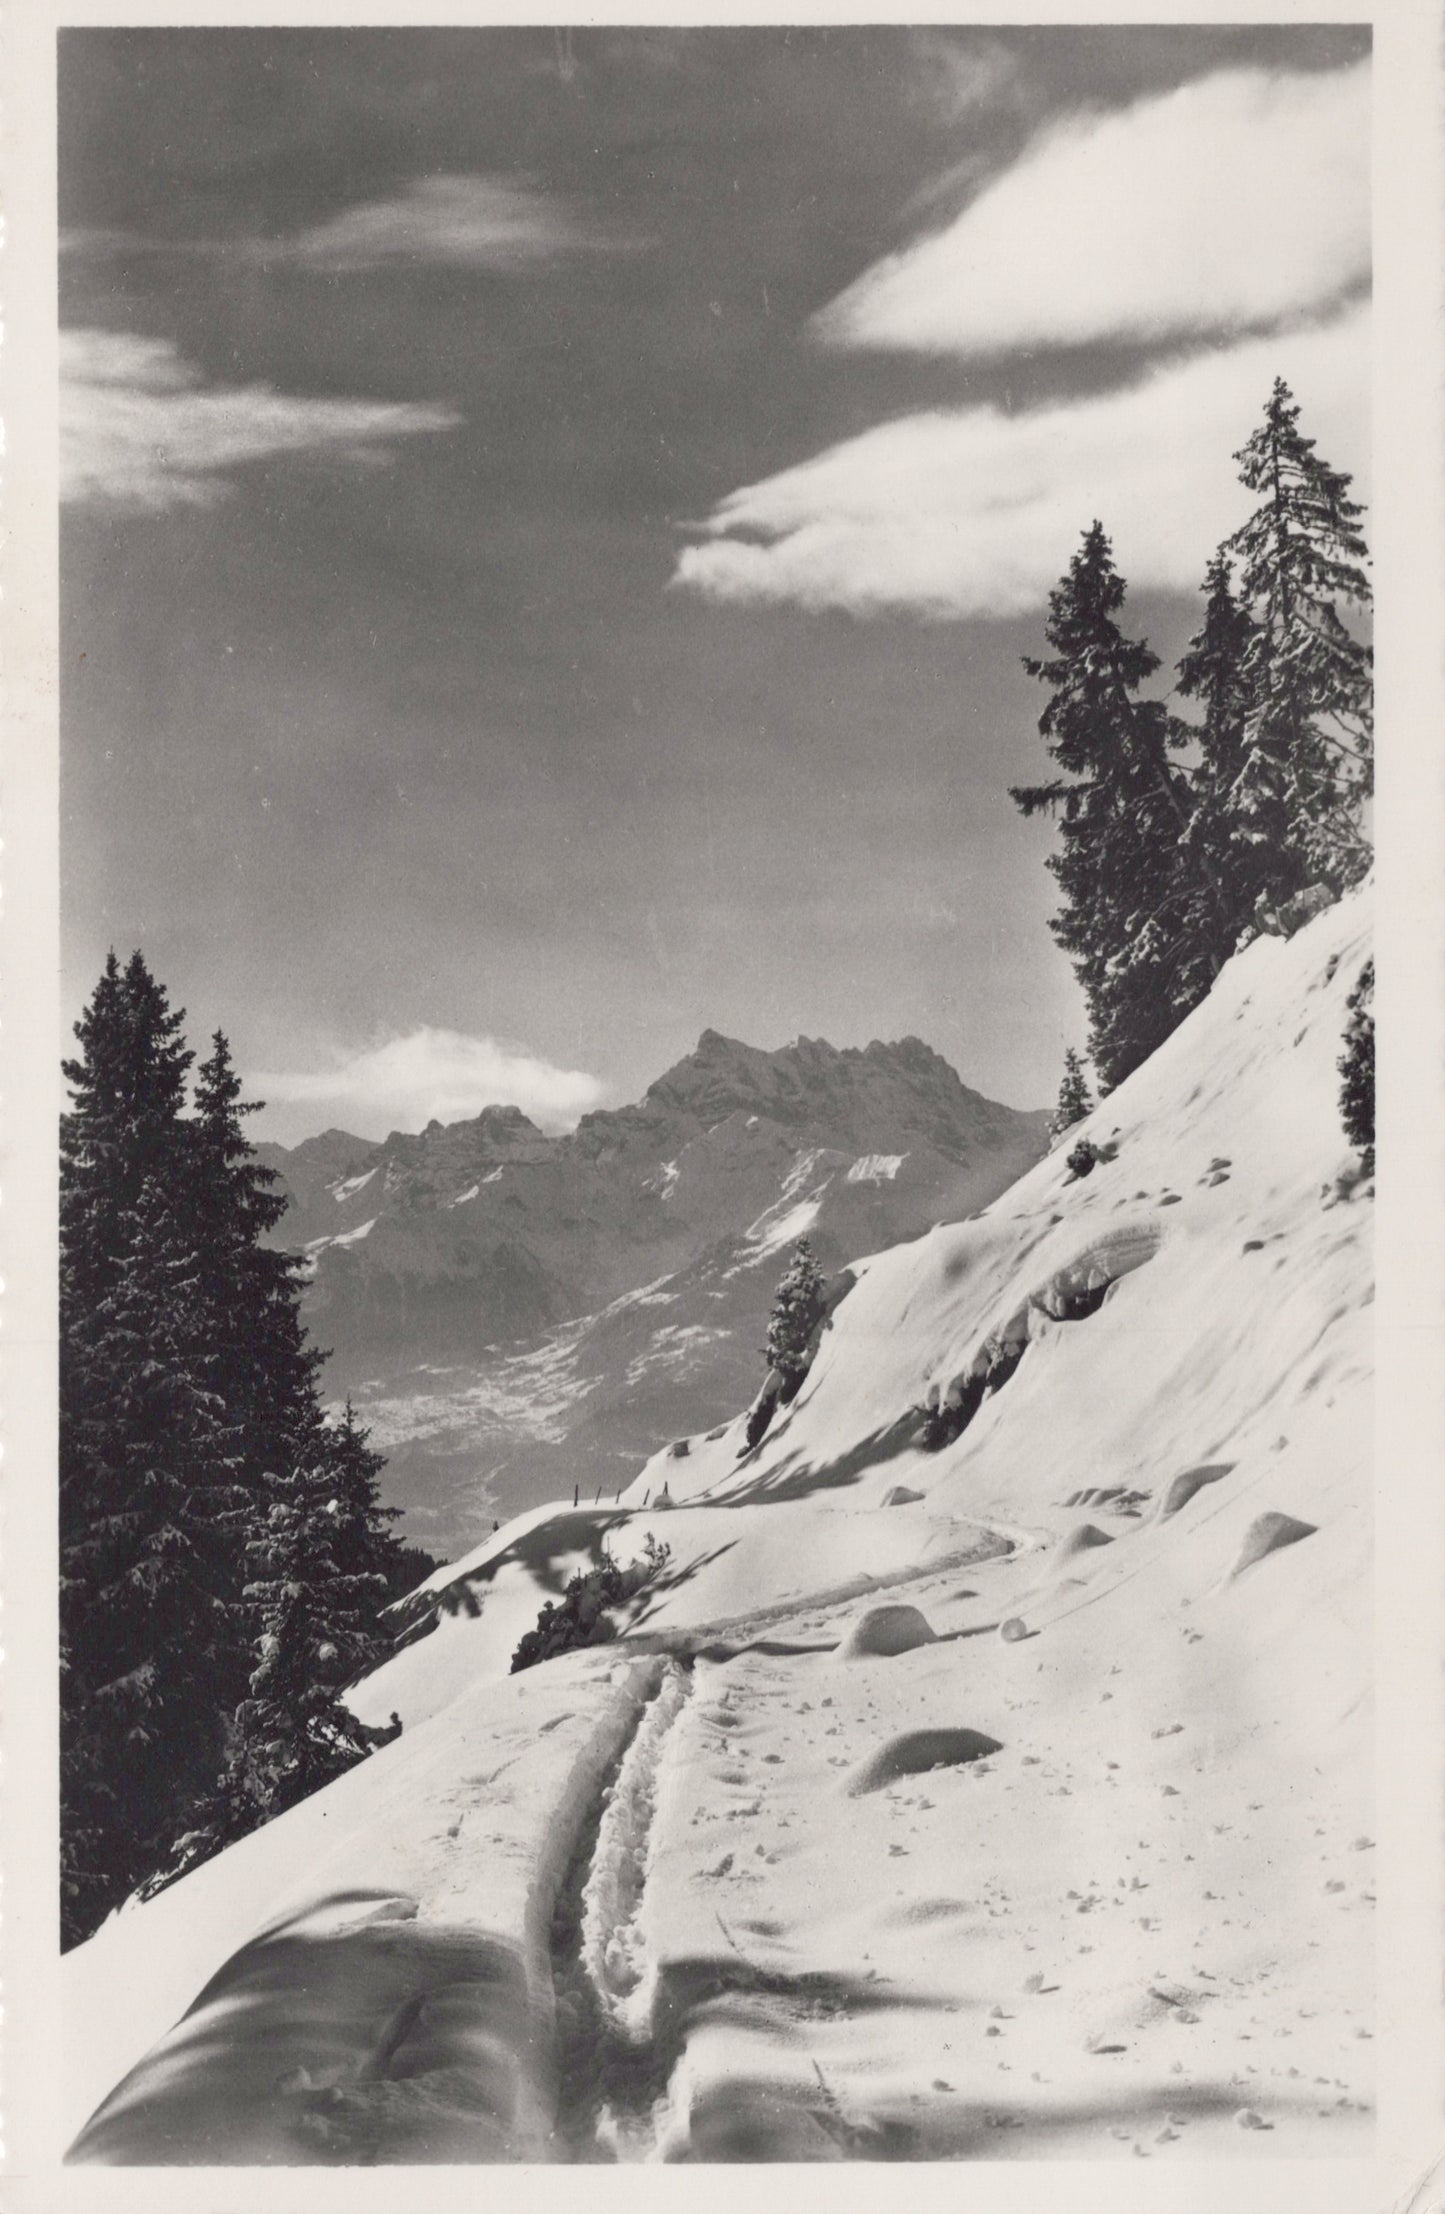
[59,26,1371,1142]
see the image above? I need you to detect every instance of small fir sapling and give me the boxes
[1050,1049,1094,1139]
[1338,959,1375,1178]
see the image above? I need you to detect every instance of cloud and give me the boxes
[907,31,1023,123]
[61,327,460,510]
[270,174,627,272]
[818,61,1369,358]
[60,226,203,259]
[675,304,1368,620]
[254,1028,607,1138]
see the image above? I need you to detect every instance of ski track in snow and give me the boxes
[549,1661,696,2160]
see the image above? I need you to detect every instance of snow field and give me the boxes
[60,885,1374,2164]
[635,1501,1371,2160]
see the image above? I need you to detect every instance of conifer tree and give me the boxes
[185,1456,402,1856]
[1011,524,1224,1089]
[189,1033,325,1480]
[61,951,194,1317]
[1226,378,1372,899]
[1338,959,1375,1177]
[1174,549,1262,958]
[61,1179,248,1943]
[1049,1048,1094,1139]
[61,956,206,1940]
[60,956,423,1940]
[317,1401,414,1605]
[765,1237,826,1403]
[156,1409,420,1886]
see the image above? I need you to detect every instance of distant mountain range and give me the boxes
[258,1030,1049,1553]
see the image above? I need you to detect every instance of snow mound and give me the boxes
[1229,1509,1318,1580]
[1157,1461,1232,1520]
[1052,1521,1114,1568]
[843,1726,1004,1796]
[836,1603,937,1660]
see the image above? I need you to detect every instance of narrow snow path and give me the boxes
[549,1661,694,2160]
[583,1664,692,2040]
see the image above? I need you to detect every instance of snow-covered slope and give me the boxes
[62,889,1373,2165]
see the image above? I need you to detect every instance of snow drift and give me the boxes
[62,887,1373,2164]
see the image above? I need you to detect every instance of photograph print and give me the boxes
[53,20,1379,2169]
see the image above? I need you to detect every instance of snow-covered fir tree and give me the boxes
[61,1177,249,1945]
[1226,378,1373,902]
[61,952,194,1324]
[1011,524,1220,1090]
[1049,1049,1094,1139]
[61,955,206,1941]
[60,953,424,1943]
[316,1399,424,1608]
[189,1032,327,1489]
[765,1237,826,1403]
[1174,549,1262,967]
[173,1453,402,1870]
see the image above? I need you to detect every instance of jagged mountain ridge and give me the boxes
[257,1032,1049,1548]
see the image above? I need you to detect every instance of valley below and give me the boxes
[259,1030,1049,1553]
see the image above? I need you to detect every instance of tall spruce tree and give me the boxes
[189,1032,326,1491]
[61,956,422,1942]
[60,1178,248,1944]
[1174,550,1262,954]
[765,1238,826,1403]
[61,952,194,1316]
[1225,378,1373,900]
[1011,524,1223,1090]
[61,955,204,1940]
